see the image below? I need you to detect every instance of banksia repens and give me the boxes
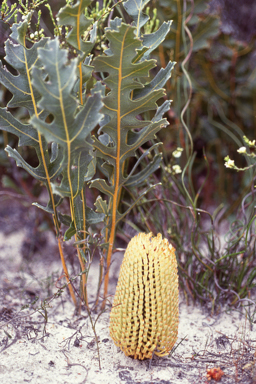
[109,232,179,360]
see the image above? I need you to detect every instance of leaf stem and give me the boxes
[102,28,127,308]
[23,39,78,306]
[57,237,77,306]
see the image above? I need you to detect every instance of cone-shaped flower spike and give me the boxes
[109,232,179,360]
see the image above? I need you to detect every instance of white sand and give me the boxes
[0,231,255,384]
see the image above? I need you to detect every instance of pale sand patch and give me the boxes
[0,231,255,384]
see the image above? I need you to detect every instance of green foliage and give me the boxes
[127,0,256,315]
[0,0,174,307]
[88,4,175,305]
[57,0,96,55]
[0,21,65,219]
[0,0,255,317]
[92,23,168,221]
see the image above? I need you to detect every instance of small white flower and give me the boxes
[172,165,182,174]
[237,146,247,154]
[249,140,256,146]
[30,33,34,39]
[164,165,172,174]
[172,147,183,158]
[224,158,235,168]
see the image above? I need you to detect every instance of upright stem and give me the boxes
[80,189,89,307]
[101,29,127,308]
[175,0,182,65]
[23,36,77,306]
[76,244,89,308]
[58,237,77,305]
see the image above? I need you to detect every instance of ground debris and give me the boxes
[0,229,256,384]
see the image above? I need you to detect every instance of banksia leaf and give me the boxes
[124,0,171,60]
[0,21,64,219]
[57,0,95,56]
[110,232,179,360]
[92,22,174,306]
[30,38,103,199]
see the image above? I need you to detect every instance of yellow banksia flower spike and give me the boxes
[109,232,179,360]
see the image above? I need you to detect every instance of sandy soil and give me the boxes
[0,229,255,384]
